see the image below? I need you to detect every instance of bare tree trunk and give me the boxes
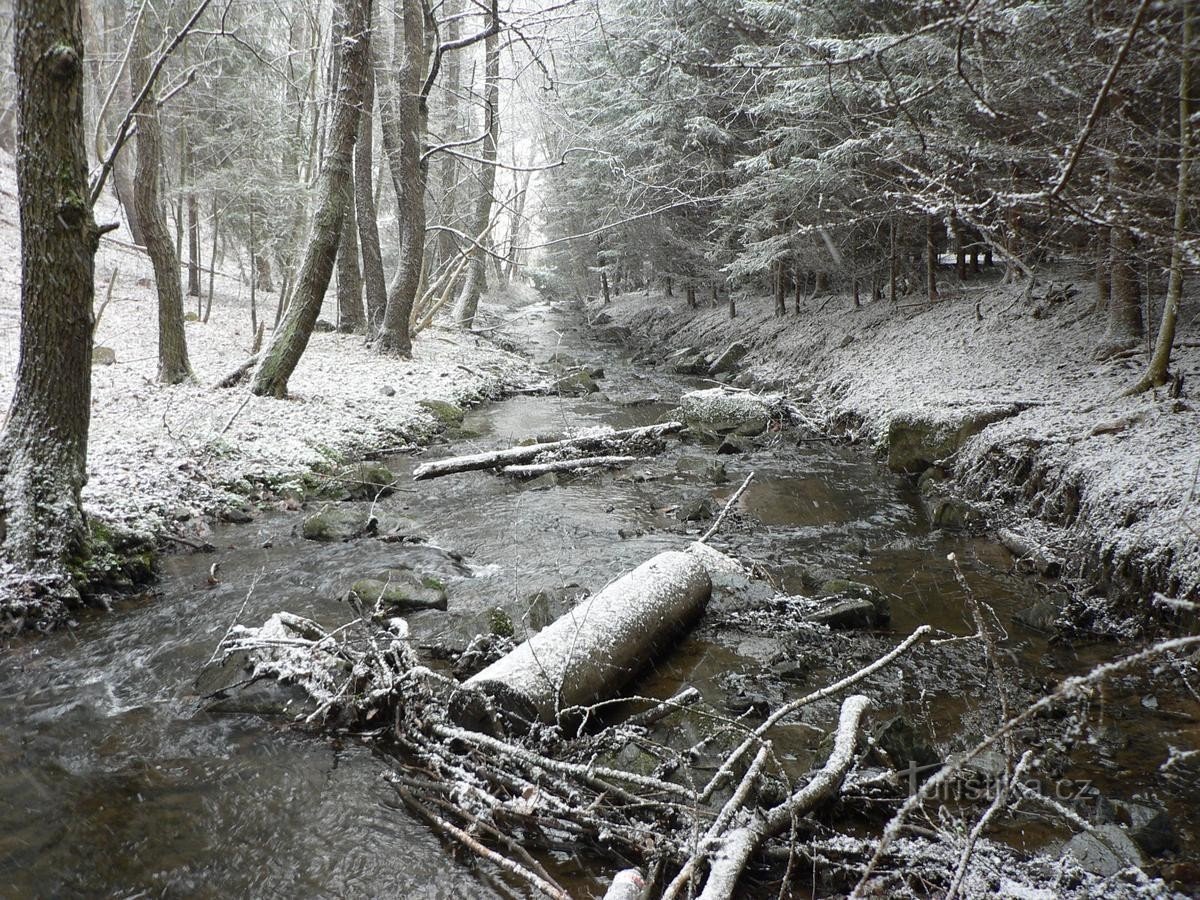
[130,17,191,385]
[1094,225,1112,312]
[454,5,500,329]
[356,59,388,336]
[815,270,828,293]
[1128,4,1191,391]
[1097,223,1144,359]
[249,207,259,336]
[374,0,428,355]
[951,210,965,280]
[601,269,611,305]
[204,196,217,322]
[432,0,463,274]
[336,184,364,333]
[251,0,368,398]
[185,139,201,298]
[889,217,898,302]
[925,214,939,304]
[773,259,786,317]
[0,0,99,619]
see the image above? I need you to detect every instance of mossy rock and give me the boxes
[552,371,599,396]
[418,399,465,427]
[350,570,447,611]
[184,311,201,322]
[301,506,377,542]
[326,461,396,501]
[70,520,157,594]
[816,579,891,625]
[92,346,116,366]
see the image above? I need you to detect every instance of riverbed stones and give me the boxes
[350,570,448,611]
[675,496,716,522]
[924,494,984,530]
[708,341,749,376]
[1064,824,1147,876]
[334,461,396,501]
[672,350,710,376]
[885,404,1022,473]
[816,579,891,625]
[1014,595,1067,633]
[873,715,941,775]
[302,506,378,541]
[552,370,600,396]
[675,456,729,482]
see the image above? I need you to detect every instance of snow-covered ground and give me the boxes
[610,276,1200,623]
[0,152,531,546]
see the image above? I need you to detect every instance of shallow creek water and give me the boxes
[1,300,1196,898]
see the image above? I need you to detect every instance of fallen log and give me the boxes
[452,549,711,731]
[412,422,684,481]
[996,527,1063,577]
[502,455,644,478]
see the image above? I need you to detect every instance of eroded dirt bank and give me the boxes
[600,274,1200,633]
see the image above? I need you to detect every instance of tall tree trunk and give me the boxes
[374,0,428,355]
[1097,221,1145,359]
[454,5,500,329]
[130,18,191,384]
[184,139,201,298]
[336,186,365,332]
[773,259,786,317]
[1,0,99,618]
[1094,226,1112,312]
[601,269,611,305]
[950,210,965,280]
[205,196,217,323]
[251,0,368,398]
[1129,4,1191,392]
[432,0,463,274]
[356,60,388,336]
[925,214,939,304]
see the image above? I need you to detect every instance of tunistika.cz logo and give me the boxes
[899,760,1095,802]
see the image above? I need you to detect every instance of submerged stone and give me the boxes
[350,570,448,611]
[301,506,376,541]
[552,370,600,396]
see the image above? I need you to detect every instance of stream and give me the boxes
[1,295,1196,898]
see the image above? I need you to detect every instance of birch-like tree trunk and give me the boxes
[251,0,369,397]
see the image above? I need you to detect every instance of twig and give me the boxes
[698,473,754,544]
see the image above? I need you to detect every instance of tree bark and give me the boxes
[0,0,99,619]
[251,0,368,398]
[773,259,786,317]
[1128,4,1191,391]
[356,60,388,336]
[130,18,192,385]
[1097,222,1144,358]
[925,214,939,303]
[185,141,201,298]
[1094,225,1112,312]
[454,5,500,329]
[374,0,428,355]
[336,184,365,333]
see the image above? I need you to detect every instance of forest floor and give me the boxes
[0,151,532,558]
[603,272,1200,632]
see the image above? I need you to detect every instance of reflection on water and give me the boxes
[1,300,1194,897]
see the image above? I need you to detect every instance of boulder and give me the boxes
[1064,824,1147,876]
[708,341,749,376]
[680,387,778,438]
[418,398,465,428]
[1014,596,1067,633]
[92,346,117,366]
[350,570,448,611]
[184,311,201,322]
[675,456,729,483]
[552,371,600,396]
[335,461,396,501]
[925,495,983,530]
[313,319,336,333]
[806,597,879,629]
[1112,800,1176,855]
[873,716,941,775]
[301,506,377,542]
[885,405,1022,473]
[817,579,891,624]
[672,351,710,376]
[675,496,715,523]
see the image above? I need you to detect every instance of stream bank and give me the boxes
[600,273,1200,634]
[0,288,1196,897]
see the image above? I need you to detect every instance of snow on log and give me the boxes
[502,455,644,478]
[453,549,711,731]
[412,421,685,481]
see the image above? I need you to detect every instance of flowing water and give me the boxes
[1,297,1195,898]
